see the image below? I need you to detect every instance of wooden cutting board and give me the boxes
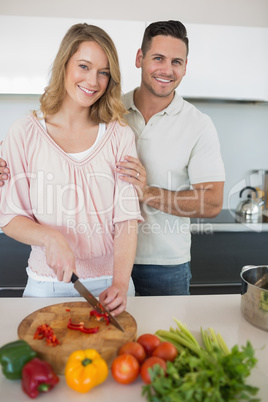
[18,301,137,374]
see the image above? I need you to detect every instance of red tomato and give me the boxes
[140,356,167,384]
[137,334,161,357]
[111,354,140,384]
[152,341,178,362]
[118,342,146,364]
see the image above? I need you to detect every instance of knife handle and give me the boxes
[71,273,79,283]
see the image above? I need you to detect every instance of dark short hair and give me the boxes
[141,20,189,57]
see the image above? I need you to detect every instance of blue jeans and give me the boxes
[131,262,191,296]
[23,276,135,298]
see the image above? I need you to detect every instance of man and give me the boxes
[116,20,225,296]
[0,20,225,296]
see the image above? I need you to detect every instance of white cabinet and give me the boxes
[179,24,268,101]
[1,17,268,100]
[0,16,145,95]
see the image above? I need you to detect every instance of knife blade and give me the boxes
[71,273,124,332]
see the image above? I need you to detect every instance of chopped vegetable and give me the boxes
[22,357,59,398]
[33,324,60,347]
[0,340,37,379]
[65,349,108,393]
[90,309,110,325]
[142,319,260,401]
[67,318,99,334]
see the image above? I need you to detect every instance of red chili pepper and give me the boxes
[22,358,59,398]
[67,318,99,334]
[33,324,60,347]
[90,309,110,325]
[67,320,84,327]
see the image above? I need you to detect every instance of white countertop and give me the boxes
[0,295,267,401]
[2,222,268,234]
[190,209,268,232]
[190,222,268,233]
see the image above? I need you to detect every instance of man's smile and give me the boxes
[154,77,173,84]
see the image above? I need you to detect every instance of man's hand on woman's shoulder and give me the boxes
[0,157,9,187]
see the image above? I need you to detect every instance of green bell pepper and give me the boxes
[0,340,37,379]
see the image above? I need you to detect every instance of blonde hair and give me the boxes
[36,23,127,124]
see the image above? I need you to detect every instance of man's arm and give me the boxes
[141,181,224,218]
[116,156,224,218]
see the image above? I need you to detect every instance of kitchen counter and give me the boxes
[0,295,267,401]
[191,209,268,232]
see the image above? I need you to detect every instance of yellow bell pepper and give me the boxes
[65,349,108,393]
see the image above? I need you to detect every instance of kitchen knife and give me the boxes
[71,273,124,332]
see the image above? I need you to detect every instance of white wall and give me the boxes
[192,101,268,209]
[1,1,268,210]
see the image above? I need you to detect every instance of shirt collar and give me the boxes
[123,88,138,111]
[123,88,184,116]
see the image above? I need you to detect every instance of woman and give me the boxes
[0,23,142,316]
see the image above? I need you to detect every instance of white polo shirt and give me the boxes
[122,90,225,265]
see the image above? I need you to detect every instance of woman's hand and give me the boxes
[44,232,76,282]
[99,283,128,317]
[116,155,147,200]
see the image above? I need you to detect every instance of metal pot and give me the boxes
[236,186,263,223]
[240,265,268,332]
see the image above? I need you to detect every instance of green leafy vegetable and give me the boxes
[142,319,260,402]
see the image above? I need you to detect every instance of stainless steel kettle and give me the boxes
[236,186,263,223]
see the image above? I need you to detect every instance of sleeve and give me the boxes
[188,116,225,184]
[112,124,144,225]
[0,119,35,228]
